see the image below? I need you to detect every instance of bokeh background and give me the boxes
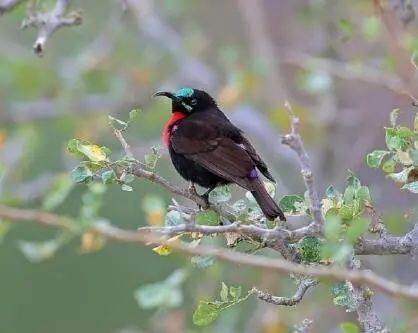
[1,0,418,332]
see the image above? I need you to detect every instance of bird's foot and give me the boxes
[188,182,198,196]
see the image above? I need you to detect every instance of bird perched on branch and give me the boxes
[154,87,286,221]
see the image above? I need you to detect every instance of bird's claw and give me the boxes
[197,192,210,210]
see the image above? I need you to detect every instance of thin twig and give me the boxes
[252,278,318,306]
[282,101,324,229]
[113,129,135,160]
[21,0,82,55]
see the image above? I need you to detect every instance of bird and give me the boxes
[154,87,286,221]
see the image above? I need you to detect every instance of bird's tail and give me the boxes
[251,179,286,221]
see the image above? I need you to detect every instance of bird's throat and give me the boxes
[162,111,186,148]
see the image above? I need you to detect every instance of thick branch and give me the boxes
[355,224,418,256]
[252,278,318,306]
[1,205,418,301]
[21,0,82,55]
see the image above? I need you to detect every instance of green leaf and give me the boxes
[385,127,414,151]
[357,186,371,204]
[120,173,135,183]
[325,185,340,200]
[209,185,231,203]
[100,146,112,156]
[340,322,359,333]
[165,211,182,226]
[67,138,80,155]
[324,215,343,241]
[331,282,356,312]
[414,112,418,132]
[343,186,355,204]
[18,239,62,263]
[366,150,388,168]
[346,218,369,243]
[121,184,133,192]
[297,236,322,263]
[279,195,305,213]
[134,269,187,310]
[341,203,354,220]
[388,167,413,183]
[220,282,229,302]
[144,153,158,169]
[346,173,361,190]
[101,170,116,184]
[70,165,93,184]
[382,157,396,173]
[229,286,242,301]
[191,255,215,269]
[193,302,220,326]
[129,109,140,122]
[42,174,73,211]
[196,210,219,226]
[134,281,181,309]
[402,181,418,193]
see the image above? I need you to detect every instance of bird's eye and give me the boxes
[190,98,197,105]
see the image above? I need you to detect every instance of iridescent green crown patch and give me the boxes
[175,87,194,98]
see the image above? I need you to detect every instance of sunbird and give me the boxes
[154,87,286,221]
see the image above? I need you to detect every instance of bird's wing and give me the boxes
[238,137,276,182]
[170,116,255,189]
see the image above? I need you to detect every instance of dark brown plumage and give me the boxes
[155,88,285,221]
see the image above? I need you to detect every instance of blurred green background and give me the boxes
[1,0,418,332]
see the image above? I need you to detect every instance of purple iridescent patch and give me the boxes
[248,168,258,179]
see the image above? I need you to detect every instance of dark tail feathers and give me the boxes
[251,179,286,221]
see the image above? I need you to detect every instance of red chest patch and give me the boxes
[162,112,186,148]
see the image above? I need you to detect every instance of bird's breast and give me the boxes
[162,111,186,148]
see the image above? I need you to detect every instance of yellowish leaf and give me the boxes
[78,144,107,162]
[80,231,105,253]
[152,244,172,256]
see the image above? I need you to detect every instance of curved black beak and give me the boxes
[153,91,177,100]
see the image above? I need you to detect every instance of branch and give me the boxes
[350,283,389,333]
[112,123,319,246]
[355,224,418,256]
[1,205,418,301]
[281,102,324,229]
[0,0,25,14]
[21,0,82,56]
[252,278,318,306]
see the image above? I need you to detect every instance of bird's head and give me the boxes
[153,87,217,114]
